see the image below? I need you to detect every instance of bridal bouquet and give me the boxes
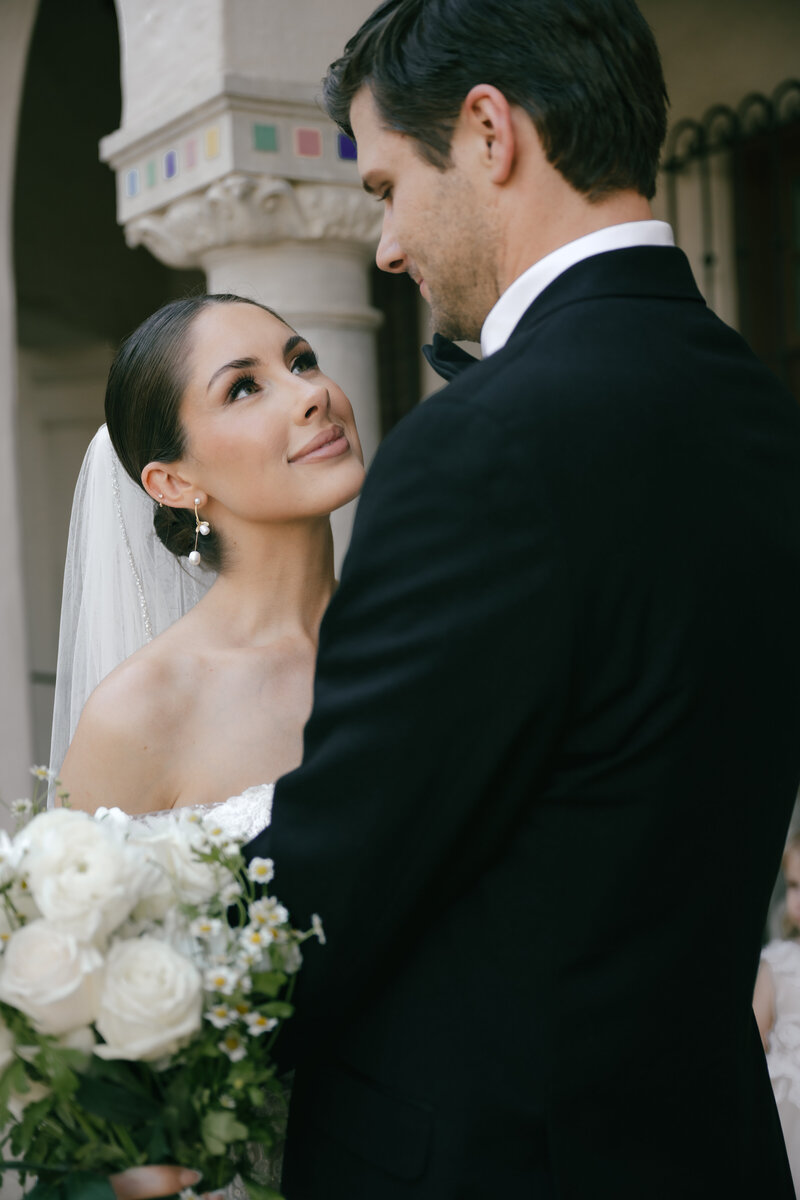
[0,770,322,1200]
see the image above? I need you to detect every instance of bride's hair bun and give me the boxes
[152,503,222,570]
[105,292,285,574]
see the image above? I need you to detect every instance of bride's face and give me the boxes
[176,303,365,526]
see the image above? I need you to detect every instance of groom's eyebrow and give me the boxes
[206,357,261,391]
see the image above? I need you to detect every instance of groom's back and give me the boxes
[283,246,800,1199]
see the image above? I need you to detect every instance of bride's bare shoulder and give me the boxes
[90,624,202,721]
[59,629,201,813]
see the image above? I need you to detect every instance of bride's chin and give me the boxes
[328,462,366,511]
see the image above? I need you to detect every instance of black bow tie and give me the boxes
[422,333,480,382]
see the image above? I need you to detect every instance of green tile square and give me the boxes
[253,123,279,153]
[146,160,156,188]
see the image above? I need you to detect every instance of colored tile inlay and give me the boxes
[185,138,197,169]
[253,123,279,153]
[337,133,357,161]
[205,127,220,160]
[294,127,322,158]
[125,169,140,198]
[164,150,178,179]
[146,160,157,188]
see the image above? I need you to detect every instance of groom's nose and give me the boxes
[376,219,406,275]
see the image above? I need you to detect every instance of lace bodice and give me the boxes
[134,782,275,839]
[192,783,275,841]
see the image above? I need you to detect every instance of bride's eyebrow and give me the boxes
[206,356,261,391]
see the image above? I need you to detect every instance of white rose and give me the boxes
[14,807,86,858]
[22,810,149,944]
[94,936,203,1062]
[127,820,219,916]
[0,920,102,1035]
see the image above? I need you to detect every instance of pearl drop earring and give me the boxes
[189,498,210,565]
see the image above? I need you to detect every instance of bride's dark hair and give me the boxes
[105,293,285,571]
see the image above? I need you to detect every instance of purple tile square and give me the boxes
[337,133,357,161]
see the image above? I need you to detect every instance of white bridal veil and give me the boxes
[49,425,215,791]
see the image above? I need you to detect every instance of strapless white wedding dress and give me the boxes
[193,782,275,842]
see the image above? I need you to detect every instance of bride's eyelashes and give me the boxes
[224,350,319,404]
[226,373,260,404]
[290,349,319,374]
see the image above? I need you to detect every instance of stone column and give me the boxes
[100,83,382,567]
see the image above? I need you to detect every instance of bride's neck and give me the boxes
[201,516,336,646]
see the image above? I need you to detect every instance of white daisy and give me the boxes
[218,1030,247,1062]
[204,965,239,996]
[244,1011,278,1037]
[205,1003,235,1029]
[246,857,275,885]
[190,916,223,939]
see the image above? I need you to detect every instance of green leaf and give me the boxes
[202,1129,226,1157]
[249,972,287,998]
[74,1075,155,1124]
[242,1179,286,1200]
[63,1174,117,1200]
[24,1179,65,1200]
[201,1109,248,1155]
[0,1060,28,1110]
[261,1002,293,1020]
[144,1123,170,1164]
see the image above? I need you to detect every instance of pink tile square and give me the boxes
[185,138,197,169]
[294,127,323,158]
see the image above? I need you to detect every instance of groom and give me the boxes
[247,1,800,1196]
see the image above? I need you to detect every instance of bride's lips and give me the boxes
[289,425,349,463]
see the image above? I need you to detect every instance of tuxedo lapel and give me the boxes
[506,245,706,347]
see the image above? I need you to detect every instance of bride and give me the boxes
[54,292,365,819]
[48,292,365,1200]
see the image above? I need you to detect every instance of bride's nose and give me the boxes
[294,378,330,421]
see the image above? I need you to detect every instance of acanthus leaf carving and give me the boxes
[124,174,382,269]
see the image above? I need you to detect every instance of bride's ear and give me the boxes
[141,461,203,510]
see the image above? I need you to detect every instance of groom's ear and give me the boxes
[141,461,204,510]
[460,84,516,185]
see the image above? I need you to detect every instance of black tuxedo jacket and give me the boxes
[247,246,800,1198]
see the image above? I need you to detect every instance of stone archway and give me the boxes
[13,0,203,770]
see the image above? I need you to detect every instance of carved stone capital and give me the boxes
[124,174,381,269]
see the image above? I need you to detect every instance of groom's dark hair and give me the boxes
[323,0,668,201]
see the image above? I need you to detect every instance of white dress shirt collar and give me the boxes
[480,220,675,358]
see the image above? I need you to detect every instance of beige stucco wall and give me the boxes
[643,0,800,328]
[643,0,800,125]
[0,0,38,817]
